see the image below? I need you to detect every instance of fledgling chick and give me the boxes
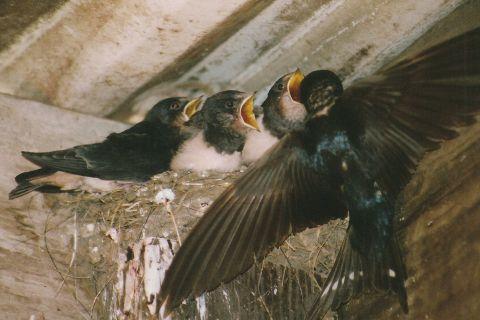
[158,27,480,317]
[171,90,259,172]
[241,69,306,163]
[9,97,202,199]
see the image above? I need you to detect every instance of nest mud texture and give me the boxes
[43,169,346,320]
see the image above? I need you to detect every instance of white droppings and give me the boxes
[86,223,95,232]
[359,271,364,277]
[91,246,98,253]
[123,242,142,316]
[143,238,162,315]
[196,294,207,320]
[388,269,396,278]
[332,280,339,290]
[349,272,355,280]
[154,188,175,204]
[145,237,173,319]
[273,287,278,295]
[115,252,127,305]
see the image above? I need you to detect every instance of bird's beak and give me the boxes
[183,96,203,120]
[239,95,260,131]
[288,68,304,102]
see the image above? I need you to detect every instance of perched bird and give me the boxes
[9,96,202,199]
[170,90,259,172]
[158,26,480,317]
[242,69,306,163]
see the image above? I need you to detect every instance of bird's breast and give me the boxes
[241,115,279,164]
[170,132,242,172]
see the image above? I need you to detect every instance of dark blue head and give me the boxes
[300,70,343,114]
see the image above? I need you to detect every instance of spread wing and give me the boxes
[335,26,480,199]
[305,26,480,319]
[159,133,348,313]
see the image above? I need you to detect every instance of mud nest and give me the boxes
[42,169,347,319]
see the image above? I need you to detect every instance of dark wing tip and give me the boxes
[9,183,40,199]
[307,228,407,319]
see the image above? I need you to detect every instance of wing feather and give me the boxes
[160,134,348,313]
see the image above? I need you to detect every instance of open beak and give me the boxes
[288,68,304,102]
[182,96,203,120]
[239,95,260,131]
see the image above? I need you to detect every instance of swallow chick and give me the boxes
[9,97,202,199]
[170,90,259,172]
[158,26,480,317]
[242,69,306,163]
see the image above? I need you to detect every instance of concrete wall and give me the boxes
[0,0,470,122]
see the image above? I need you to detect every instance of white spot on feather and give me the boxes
[241,115,279,164]
[388,269,396,278]
[332,281,339,290]
[171,132,242,172]
[322,283,331,296]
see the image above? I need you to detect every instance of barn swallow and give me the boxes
[9,97,203,199]
[242,69,306,163]
[158,26,480,317]
[170,90,259,172]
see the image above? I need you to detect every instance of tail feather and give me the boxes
[9,183,44,199]
[14,168,57,183]
[10,167,58,199]
[9,182,69,200]
[307,227,407,319]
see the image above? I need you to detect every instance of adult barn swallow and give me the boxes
[9,97,202,199]
[171,90,259,172]
[242,69,306,163]
[158,27,480,317]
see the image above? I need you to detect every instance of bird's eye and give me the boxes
[226,101,234,108]
[170,102,180,110]
[276,83,284,90]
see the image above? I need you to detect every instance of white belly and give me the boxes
[242,115,279,164]
[170,132,242,172]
